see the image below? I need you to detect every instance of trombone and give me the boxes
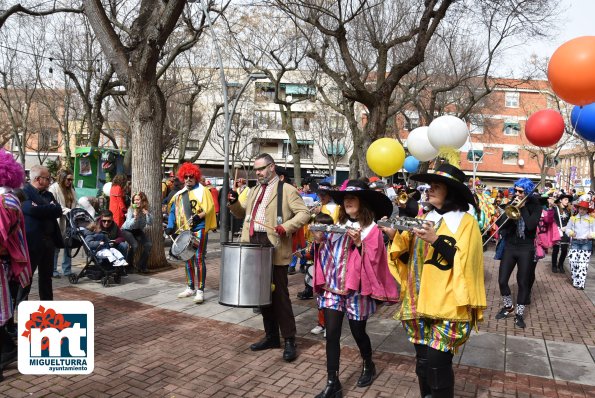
[481,181,541,245]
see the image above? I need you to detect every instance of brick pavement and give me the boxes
[1,237,594,397]
[2,287,594,398]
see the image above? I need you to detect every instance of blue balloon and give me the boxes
[403,156,420,173]
[571,103,595,141]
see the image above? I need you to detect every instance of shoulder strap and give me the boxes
[276,180,284,225]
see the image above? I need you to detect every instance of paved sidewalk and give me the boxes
[1,235,594,397]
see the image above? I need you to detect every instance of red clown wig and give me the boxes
[177,162,202,183]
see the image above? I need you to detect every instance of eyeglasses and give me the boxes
[38,176,50,181]
[184,175,195,180]
[253,163,272,172]
[101,220,113,224]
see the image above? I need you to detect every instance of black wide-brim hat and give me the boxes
[328,180,393,220]
[555,194,573,203]
[409,163,475,206]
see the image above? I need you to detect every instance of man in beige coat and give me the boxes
[229,153,310,362]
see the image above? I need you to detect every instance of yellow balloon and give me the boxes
[366,138,405,177]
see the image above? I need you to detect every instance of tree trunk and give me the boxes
[128,78,168,269]
[359,100,390,177]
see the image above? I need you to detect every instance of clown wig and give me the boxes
[0,149,25,189]
[177,162,202,183]
[513,178,535,194]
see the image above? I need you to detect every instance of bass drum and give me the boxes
[219,242,273,307]
[171,231,199,261]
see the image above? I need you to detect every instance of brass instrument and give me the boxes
[377,217,435,232]
[503,197,523,220]
[397,191,410,206]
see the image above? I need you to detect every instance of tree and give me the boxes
[311,107,353,183]
[82,0,218,268]
[273,0,455,177]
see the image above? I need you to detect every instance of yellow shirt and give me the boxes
[388,212,486,323]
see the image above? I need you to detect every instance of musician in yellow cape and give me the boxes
[381,163,486,398]
[165,162,216,304]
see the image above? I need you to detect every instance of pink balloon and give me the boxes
[525,110,565,147]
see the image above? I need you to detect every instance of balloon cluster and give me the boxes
[544,36,595,144]
[365,114,471,177]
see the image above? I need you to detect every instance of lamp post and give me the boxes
[192,0,266,243]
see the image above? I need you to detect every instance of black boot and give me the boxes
[297,285,313,300]
[356,358,376,387]
[552,264,558,273]
[0,327,17,369]
[250,336,280,351]
[428,365,455,398]
[415,356,431,397]
[282,337,297,362]
[315,371,342,398]
[558,264,565,273]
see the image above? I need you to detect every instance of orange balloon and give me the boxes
[548,36,595,106]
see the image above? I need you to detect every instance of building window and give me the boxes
[502,151,518,165]
[252,140,280,157]
[467,150,483,163]
[283,140,313,159]
[469,121,484,134]
[327,143,346,157]
[284,84,316,101]
[255,83,276,102]
[503,122,520,136]
[505,92,520,108]
[39,128,59,150]
[253,110,282,130]
[186,139,200,151]
[291,112,313,131]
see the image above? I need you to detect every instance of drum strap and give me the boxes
[181,190,194,221]
[277,181,284,225]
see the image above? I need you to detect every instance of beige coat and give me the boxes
[229,180,310,265]
[49,182,77,237]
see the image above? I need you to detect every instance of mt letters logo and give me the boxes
[18,301,94,374]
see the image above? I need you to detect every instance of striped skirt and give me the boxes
[317,289,376,321]
[402,318,471,353]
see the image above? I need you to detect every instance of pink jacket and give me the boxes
[0,192,32,287]
[314,226,399,302]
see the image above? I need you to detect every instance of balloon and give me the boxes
[524,109,565,147]
[548,36,595,106]
[366,138,405,177]
[571,103,595,141]
[427,115,469,150]
[406,127,439,161]
[102,182,112,197]
[403,156,420,173]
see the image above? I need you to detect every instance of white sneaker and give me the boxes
[311,325,325,335]
[323,329,326,338]
[177,287,196,298]
[193,290,204,304]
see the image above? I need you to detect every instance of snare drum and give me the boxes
[171,231,200,261]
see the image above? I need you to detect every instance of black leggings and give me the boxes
[324,308,372,373]
[552,243,568,269]
[414,343,454,397]
[499,243,535,305]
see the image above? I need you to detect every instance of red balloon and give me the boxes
[525,110,565,147]
[548,36,595,106]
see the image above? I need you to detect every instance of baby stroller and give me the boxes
[66,208,123,287]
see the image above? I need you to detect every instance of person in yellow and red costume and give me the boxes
[165,162,216,304]
[381,163,486,398]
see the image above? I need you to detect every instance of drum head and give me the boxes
[172,231,193,256]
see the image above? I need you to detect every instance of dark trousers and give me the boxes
[251,232,296,339]
[19,238,55,302]
[552,243,569,270]
[324,308,371,373]
[499,242,535,305]
[128,229,152,271]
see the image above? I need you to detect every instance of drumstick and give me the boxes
[253,219,276,231]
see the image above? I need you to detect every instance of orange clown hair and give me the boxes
[177,162,202,183]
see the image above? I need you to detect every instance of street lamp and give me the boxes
[190,0,267,243]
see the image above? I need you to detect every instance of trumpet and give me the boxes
[397,191,409,206]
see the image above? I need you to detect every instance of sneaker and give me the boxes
[297,289,313,300]
[311,325,325,335]
[52,273,62,279]
[323,329,326,338]
[193,290,204,304]
[177,287,196,298]
[514,314,526,328]
[288,266,296,275]
[495,306,514,320]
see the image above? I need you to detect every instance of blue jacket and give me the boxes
[82,229,110,251]
[22,183,64,249]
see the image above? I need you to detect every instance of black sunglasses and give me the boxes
[184,175,195,180]
[101,220,113,224]
[253,163,272,172]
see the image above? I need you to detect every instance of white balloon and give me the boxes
[428,115,468,150]
[102,182,112,196]
[406,127,439,161]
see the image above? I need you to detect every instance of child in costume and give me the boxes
[565,200,595,290]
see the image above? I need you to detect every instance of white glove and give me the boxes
[62,207,71,216]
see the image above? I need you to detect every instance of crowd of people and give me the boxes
[1,147,593,395]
